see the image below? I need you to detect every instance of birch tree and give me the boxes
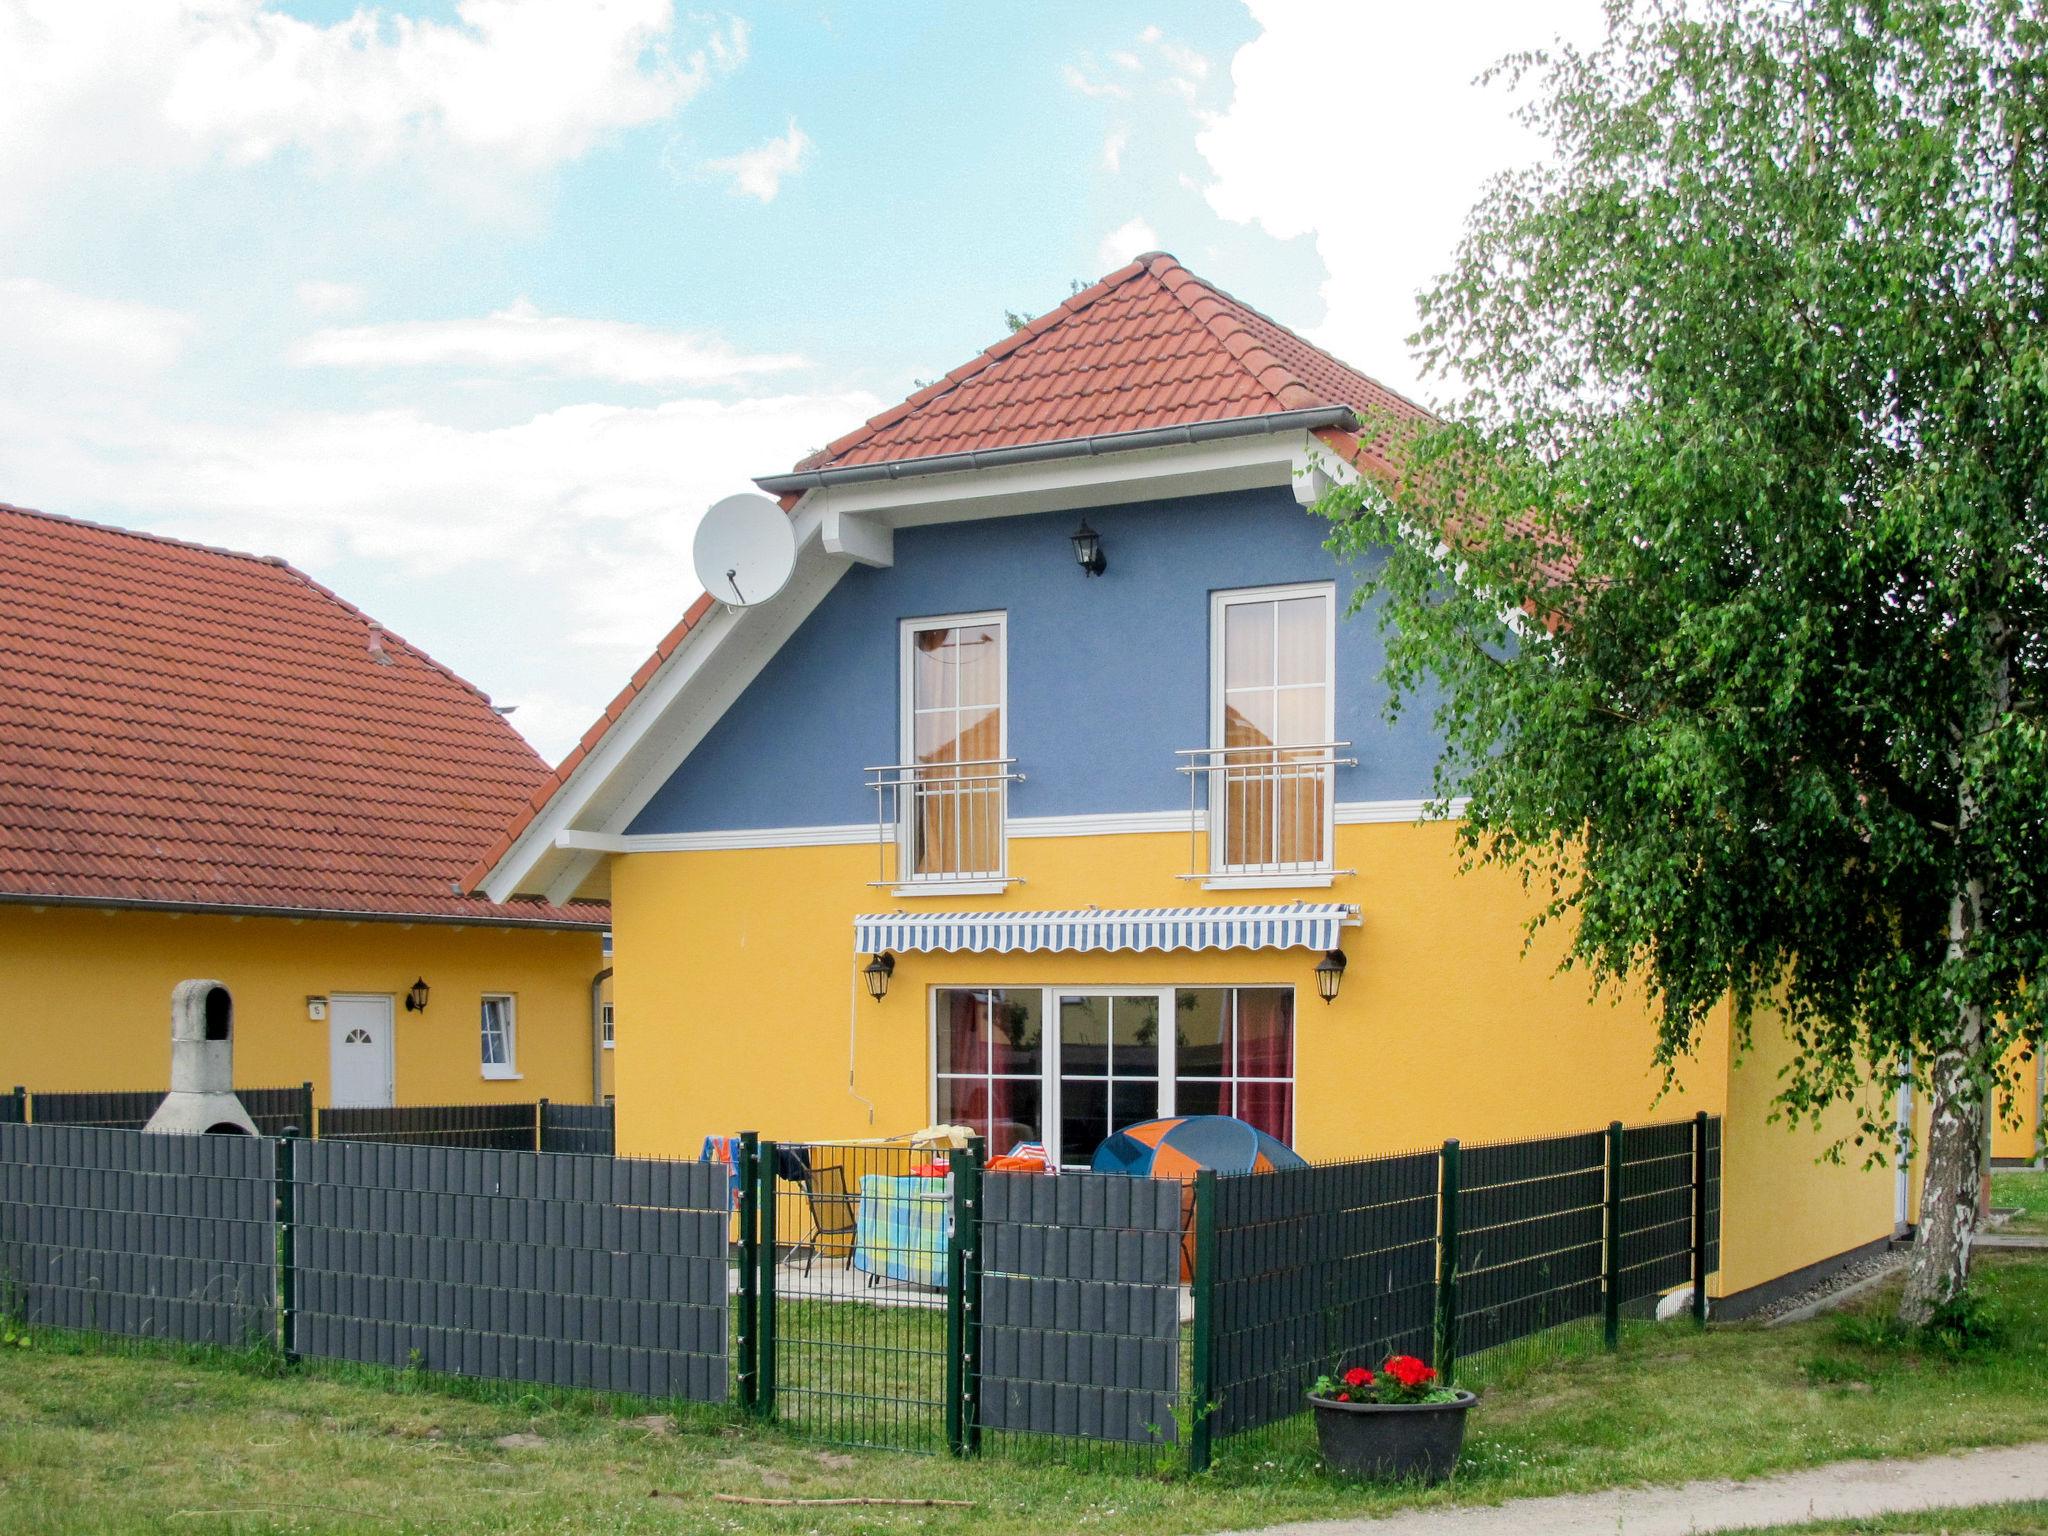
[1321,0,2047,1321]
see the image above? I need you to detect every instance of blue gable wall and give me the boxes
[627,486,1445,834]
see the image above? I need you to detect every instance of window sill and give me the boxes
[1201,871,1338,891]
[481,1069,523,1081]
[892,880,1011,898]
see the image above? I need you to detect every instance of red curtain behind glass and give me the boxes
[1233,989,1294,1143]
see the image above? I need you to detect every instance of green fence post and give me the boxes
[736,1132,759,1411]
[1189,1169,1218,1474]
[1436,1139,1460,1388]
[756,1139,778,1419]
[1691,1112,1710,1326]
[277,1125,300,1365]
[298,1083,314,1138]
[1604,1120,1624,1351]
[946,1138,983,1456]
[961,1137,984,1455]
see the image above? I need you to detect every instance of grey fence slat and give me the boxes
[980,1169,1182,1446]
[539,1102,616,1156]
[292,1139,728,1404]
[29,1087,310,1137]
[1208,1150,1437,1440]
[317,1103,537,1150]
[0,1123,277,1348]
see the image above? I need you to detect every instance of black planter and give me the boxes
[1308,1390,1476,1484]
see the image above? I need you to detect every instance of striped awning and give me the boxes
[853,903,1358,956]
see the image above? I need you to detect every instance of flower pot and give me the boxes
[1308,1390,1476,1484]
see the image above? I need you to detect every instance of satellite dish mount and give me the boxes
[692,494,797,609]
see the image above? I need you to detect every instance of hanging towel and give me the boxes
[699,1134,744,1209]
[776,1144,812,1183]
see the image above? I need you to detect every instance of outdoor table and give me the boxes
[852,1173,949,1288]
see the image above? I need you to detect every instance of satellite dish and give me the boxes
[692,493,796,608]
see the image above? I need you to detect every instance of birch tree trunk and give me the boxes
[1901,1025,1985,1326]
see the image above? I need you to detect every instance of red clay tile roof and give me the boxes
[0,502,606,926]
[796,251,1429,474]
[468,252,1433,894]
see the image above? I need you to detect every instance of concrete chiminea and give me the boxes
[143,979,259,1136]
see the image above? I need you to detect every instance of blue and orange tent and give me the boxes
[1091,1115,1307,1179]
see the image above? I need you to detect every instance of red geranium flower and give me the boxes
[1343,1366,1374,1387]
[1384,1355,1437,1389]
[1334,1391,1351,1402]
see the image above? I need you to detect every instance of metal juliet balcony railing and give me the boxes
[1177,742,1357,880]
[866,757,1025,889]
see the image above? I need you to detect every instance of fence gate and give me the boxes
[743,1137,979,1451]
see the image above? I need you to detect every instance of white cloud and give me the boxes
[292,300,806,387]
[294,279,366,316]
[1109,50,1142,71]
[0,276,195,375]
[1102,128,1129,173]
[1062,62,1129,100]
[0,0,744,195]
[1197,0,1606,401]
[703,120,812,203]
[1098,217,1159,271]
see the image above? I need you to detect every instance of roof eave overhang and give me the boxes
[753,406,1359,494]
[0,888,610,931]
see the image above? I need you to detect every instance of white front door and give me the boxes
[329,993,395,1108]
[1052,988,1175,1169]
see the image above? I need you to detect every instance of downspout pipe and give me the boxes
[752,406,1359,494]
[591,965,613,1105]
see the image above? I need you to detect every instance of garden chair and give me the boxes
[789,1161,859,1276]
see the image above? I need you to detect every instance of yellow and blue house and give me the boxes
[474,252,1902,1310]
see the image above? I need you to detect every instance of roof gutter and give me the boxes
[753,405,1358,494]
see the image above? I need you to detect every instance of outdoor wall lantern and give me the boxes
[1070,518,1107,577]
[863,952,896,1002]
[1314,949,1347,1003]
[404,977,431,1014]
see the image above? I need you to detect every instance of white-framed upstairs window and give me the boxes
[480,993,519,1079]
[890,611,1012,890]
[601,1001,615,1049]
[1207,582,1339,879]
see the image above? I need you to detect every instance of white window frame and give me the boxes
[480,993,520,1080]
[601,1001,615,1050]
[927,983,1297,1167]
[896,610,1009,895]
[1207,581,1338,883]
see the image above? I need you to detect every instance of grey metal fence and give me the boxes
[1454,1129,1609,1355]
[0,1122,276,1347]
[1,1087,23,1125]
[28,1085,314,1136]
[978,1169,1184,1449]
[1208,1148,1439,1441]
[291,1139,729,1402]
[540,1100,617,1156]
[317,1102,538,1150]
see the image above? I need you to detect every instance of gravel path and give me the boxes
[1230,1441,2048,1536]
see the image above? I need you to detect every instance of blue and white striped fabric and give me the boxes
[852,903,1358,955]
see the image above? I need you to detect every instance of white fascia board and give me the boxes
[816,430,1317,528]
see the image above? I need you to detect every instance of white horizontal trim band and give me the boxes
[558,797,1471,855]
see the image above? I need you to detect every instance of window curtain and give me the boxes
[944,989,1029,1149]
[1233,989,1294,1143]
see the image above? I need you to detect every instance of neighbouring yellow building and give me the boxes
[0,501,610,1109]
[475,252,1903,1311]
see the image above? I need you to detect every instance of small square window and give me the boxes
[601,1001,615,1049]
[481,994,519,1079]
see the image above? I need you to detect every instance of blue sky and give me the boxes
[0,0,1600,761]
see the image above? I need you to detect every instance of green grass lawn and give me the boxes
[1995,1169,2047,1234]
[1,1254,2044,1536]
[1725,1504,2048,1534]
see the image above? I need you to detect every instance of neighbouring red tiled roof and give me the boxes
[795,251,1429,474]
[0,502,606,926]
[468,252,1437,893]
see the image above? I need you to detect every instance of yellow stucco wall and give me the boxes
[1993,1039,2043,1163]
[610,819,1897,1299]
[1717,1001,1902,1295]
[0,904,608,1107]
